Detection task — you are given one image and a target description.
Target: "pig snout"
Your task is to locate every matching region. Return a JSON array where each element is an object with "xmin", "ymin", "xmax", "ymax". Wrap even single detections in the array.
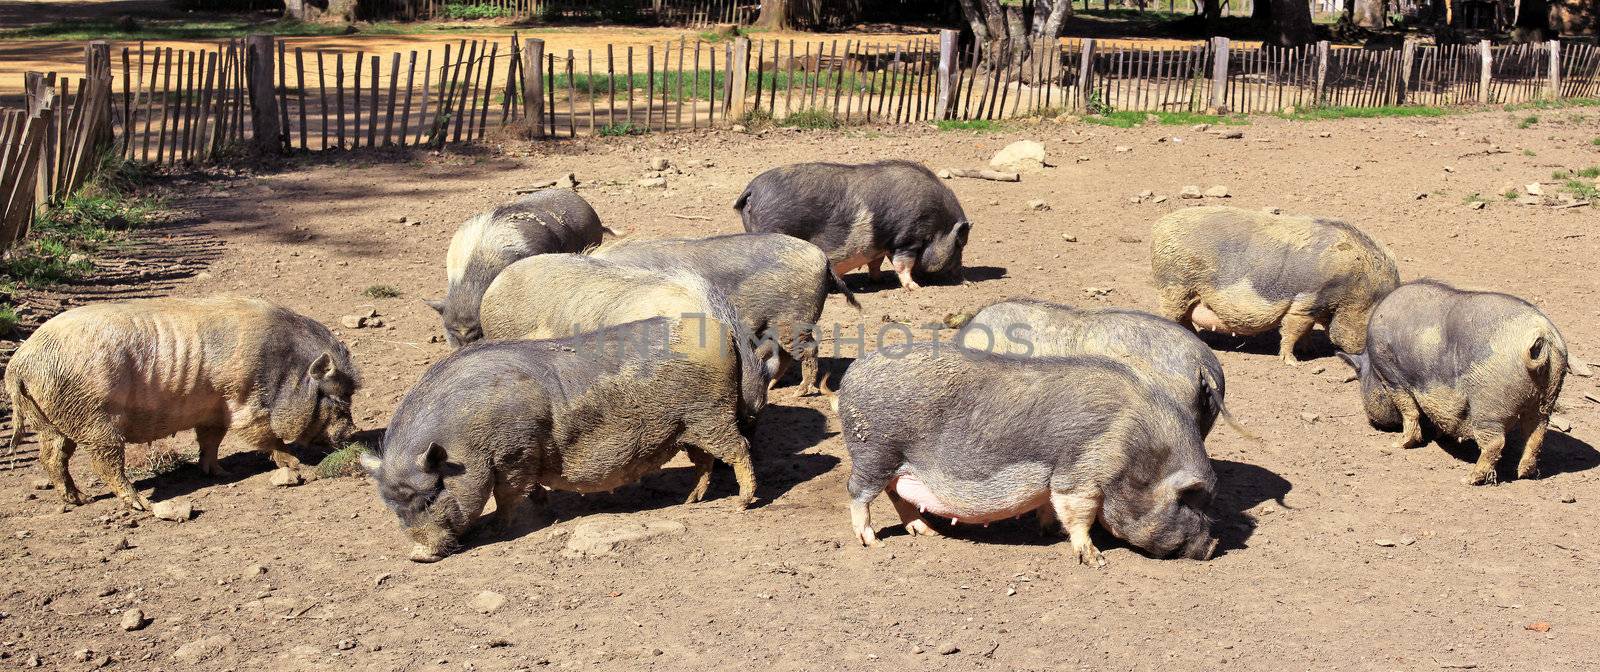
[{"xmin": 1180, "ymin": 533, "xmax": 1220, "ymax": 561}]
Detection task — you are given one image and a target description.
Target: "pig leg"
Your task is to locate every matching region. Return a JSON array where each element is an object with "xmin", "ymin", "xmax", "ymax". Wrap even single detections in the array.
[
  {"xmin": 39, "ymin": 431, "xmax": 88, "ymax": 506},
  {"xmin": 1156, "ymin": 285, "xmax": 1196, "ymax": 328},
  {"xmin": 794, "ymin": 336, "xmax": 821, "ymax": 397},
  {"xmin": 849, "ymin": 499, "xmax": 882, "ymax": 547},
  {"xmin": 845, "ymin": 444, "xmax": 901, "ymax": 547},
  {"xmin": 484, "ymin": 472, "xmax": 540, "ymax": 536},
  {"xmin": 195, "ymin": 426, "xmax": 231, "ymax": 477},
  {"xmin": 1277, "ymin": 311, "xmax": 1316, "ymax": 367},
  {"xmin": 84, "ymin": 443, "xmax": 151, "ymax": 511},
  {"xmin": 1035, "ymin": 505, "xmax": 1064, "ymax": 537},
  {"xmin": 237, "ymin": 425, "xmax": 303, "ymax": 472},
  {"xmin": 1515, "ymin": 413, "xmax": 1550, "ymax": 480},
  {"xmin": 1465, "ymin": 425, "xmax": 1507, "ymax": 486},
  {"xmin": 684, "ymin": 421, "xmax": 756, "ymax": 510},
  {"xmin": 683, "ymin": 446, "xmax": 715, "ymax": 504},
  {"xmin": 1390, "ymin": 393, "xmax": 1425, "ymax": 449},
  {"xmin": 867, "ymin": 254, "xmax": 886, "ymax": 283},
  {"xmin": 1049, "ymin": 489, "xmax": 1107, "ymax": 568},
  {"xmin": 890, "ymin": 252, "xmax": 921, "ymax": 290},
  {"xmin": 885, "ymin": 489, "xmax": 939, "ymax": 537}
]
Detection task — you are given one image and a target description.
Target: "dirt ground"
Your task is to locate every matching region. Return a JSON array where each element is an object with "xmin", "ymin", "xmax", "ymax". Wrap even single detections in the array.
[{"xmin": 2, "ymin": 106, "xmax": 1599, "ymax": 671}]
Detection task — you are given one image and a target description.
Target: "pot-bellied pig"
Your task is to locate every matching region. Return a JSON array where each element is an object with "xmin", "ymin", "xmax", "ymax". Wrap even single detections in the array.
[
  {"xmin": 6, "ymin": 297, "xmax": 361, "ymax": 510},
  {"xmin": 735, "ymin": 160, "xmax": 971, "ymax": 290},
  {"xmin": 835, "ymin": 344, "xmax": 1218, "ymax": 566},
  {"xmin": 1151, "ymin": 206, "xmax": 1400, "ymax": 366},
  {"xmin": 479, "ymin": 254, "xmax": 773, "ymax": 428},
  {"xmin": 592, "ymin": 233, "xmax": 860, "ymax": 395},
  {"xmin": 960, "ymin": 298, "xmax": 1243, "ymax": 439},
  {"xmin": 427, "ymin": 189, "xmax": 611, "ymax": 347},
  {"xmin": 1339, "ymin": 280, "xmax": 1568, "ymax": 485},
  {"xmin": 363, "ymin": 316, "xmax": 759, "ymax": 562}
]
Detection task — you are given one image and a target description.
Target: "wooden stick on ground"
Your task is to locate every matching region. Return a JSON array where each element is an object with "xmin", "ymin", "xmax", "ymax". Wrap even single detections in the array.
[{"xmin": 946, "ymin": 168, "xmax": 1020, "ymax": 182}]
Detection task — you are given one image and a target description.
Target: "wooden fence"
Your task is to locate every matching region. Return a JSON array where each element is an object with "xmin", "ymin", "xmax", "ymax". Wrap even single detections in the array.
[
  {"xmin": 0, "ymin": 43, "xmax": 117, "ymax": 253},
  {"xmin": 6, "ymin": 35, "xmax": 1600, "ymax": 173}
]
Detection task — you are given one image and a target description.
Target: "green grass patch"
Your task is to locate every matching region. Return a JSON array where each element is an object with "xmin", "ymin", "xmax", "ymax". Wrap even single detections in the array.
[
  {"xmin": 781, "ymin": 108, "xmax": 839, "ymax": 130},
  {"xmin": 441, "ymin": 2, "xmax": 511, "ymax": 19},
  {"xmin": 935, "ymin": 119, "xmax": 1002, "ymax": 132},
  {"xmin": 1576, "ymin": 166, "xmax": 1600, "ymax": 178},
  {"xmin": 1, "ymin": 153, "xmax": 159, "ymax": 289},
  {"xmin": 1462, "ymin": 192, "xmax": 1483, "ymax": 204},
  {"xmin": 316, "ymin": 443, "xmax": 372, "ymax": 479},
  {"xmin": 1517, "ymin": 115, "xmax": 1539, "ymax": 129},
  {"xmin": 1084, "ymin": 110, "xmax": 1249, "ymax": 128},
  {"xmin": 1565, "ymin": 179, "xmax": 1600, "ymax": 202},
  {"xmin": 0, "ymin": 18, "xmax": 351, "ymax": 41},
  {"xmin": 1502, "ymin": 187, "xmax": 1520, "ymax": 200},
  {"xmin": 1522, "ymin": 149, "xmax": 1537, "ymax": 157},
  {"xmin": 1502, "ymin": 97, "xmax": 1600, "ymax": 112},
  {"xmin": 363, "ymin": 284, "xmax": 401, "ymax": 299},
  {"xmin": 1276, "ymin": 105, "xmax": 1450, "ymax": 121},
  {"xmin": 0, "ymin": 304, "xmax": 17, "ymax": 337},
  {"xmin": 596, "ymin": 122, "xmax": 642, "ymax": 137},
  {"xmin": 1592, "ymin": 137, "xmax": 1600, "ymax": 146}
]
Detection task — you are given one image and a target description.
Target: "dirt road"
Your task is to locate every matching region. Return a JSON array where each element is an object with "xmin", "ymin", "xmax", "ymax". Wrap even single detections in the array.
[{"xmin": 2, "ymin": 107, "xmax": 1598, "ymax": 670}]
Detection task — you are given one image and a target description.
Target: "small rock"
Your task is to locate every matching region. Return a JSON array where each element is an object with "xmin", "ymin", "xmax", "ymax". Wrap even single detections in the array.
[
  {"xmin": 637, "ymin": 177, "xmax": 667, "ymax": 189},
  {"xmin": 1060, "ymin": 233, "xmax": 1077, "ymax": 243},
  {"xmin": 912, "ymin": 645, "xmax": 925, "ymax": 654},
  {"xmin": 24, "ymin": 653, "xmax": 40, "ymax": 667},
  {"xmin": 731, "ymin": 124, "xmax": 748, "ymax": 133},
  {"xmin": 1443, "ymin": 165, "xmax": 1456, "ymax": 173},
  {"xmin": 1468, "ymin": 201, "xmax": 1487, "ymax": 210},
  {"xmin": 1203, "ymin": 185, "xmax": 1230, "ymax": 198},
  {"xmin": 1192, "ymin": 123, "xmax": 1210, "ymax": 132},
  {"xmin": 1152, "ymin": 195, "xmax": 1168, "ymax": 203},
  {"xmin": 1114, "ymin": 145, "xmax": 1132, "ymax": 153},
  {"xmin": 269, "ymin": 468, "xmax": 303, "ymax": 488},
  {"xmin": 340, "ymin": 315, "xmax": 367, "ymax": 329},
  {"xmin": 1559, "ymin": 494, "xmax": 1576, "ymax": 504},
  {"xmin": 1525, "ymin": 182, "xmax": 1543, "ymax": 196},
  {"xmin": 367, "ymin": 318, "xmax": 385, "ymax": 328},
  {"xmin": 937, "ymin": 168, "xmax": 952, "ymax": 179},
  {"xmin": 554, "ymin": 173, "xmax": 577, "ymax": 190},
  {"xmin": 1262, "ymin": 206, "xmax": 1283, "ymax": 215},
  {"xmin": 647, "ymin": 157, "xmax": 670, "ymax": 171},
  {"xmin": 174, "ymin": 635, "xmax": 233, "ymax": 664},
  {"xmin": 1399, "ymin": 535, "xmax": 1417, "ymax": 546},
  {"xmin": 30, "ymin": 479, "xmax": 52, "ymax": 491},
  {"xmin": 1517, "ymin": 195, "xmax": 1541, "ymax": 206},
  {"xmin": 937, "ymin": 642, "xmax": 960, "ymax": 655},
  {"xmin": 1548, "ymin": 415, "xmax": 1572, "ymax": 432},
  {"xmin": 1299, "ymin": 412, "xmax": 1320, "ymax": 423},
  {"xmin": 1138, "ymin": 190, "xmax": 1154, "ymax": 199},
  {"xmin": 1375, "ymin": 539, "xmax": 1396, "ymax": 547},
  {"xmin": 1180, "ymin": 185, "xmax": 1204, "ymax": 199},
  {"xmin": 245, "ymin": 564, "xmax": 267, "ymax": 576},
  {"xmin": 120, "ymin": 609, "xmax": 148, "ymax": 631},
  {"xmin": 562, "ymin": 518, "xmax": 687, "ymax": 559},
  {"xmin": 393, "ymin": 216, "xmax": 408, "ymax": 224},
  {"xmin": 374, "ymin": 572, "xmax": 393, "ymax": 587},
  {"xmin": 336, "ymin": 639, "xmax": 357, "ymax": 651},
  {"xmin": 989, "ymin": 140, "xmax": 1048, "ymax": 173},
  {"xmin": 942, "ymin": 311, "xmax": 975, "ymax": 330},
  {"xmin": 1525, "ymin": 622, "xmax": 1551, "ymax": 633},
  {"xmin": 1414, "ymin": 192, "xmax": 1428, "ymax": 199},
  {"xmin": 1026, "ymin": 199, "xmax": 1051, "ymax": 211},
  {"xmin": 1318, "ymin": 131, "xmax": 1332, "ymax": 138},
  {"xmin": 1310, "ymin": 366, "xmax": 1325, "ymax": 375},
  {"xmin": 151, "ymin": 499, "xmax": 193, "ymax": 522},
  {"xmin": 1567, "ymin": 355, "xmax": 1592, "ymax": 377},
  {"xmin": 74, "ymin": 649, "xmax": 93, "ymax": 663},
  {"xmin": 471, "ymin": 590, "xmax": 508, "ymax": 614},
  {"xmin": 1217, "ymin": 130, "xmax": 1244, "ymax": 139}
]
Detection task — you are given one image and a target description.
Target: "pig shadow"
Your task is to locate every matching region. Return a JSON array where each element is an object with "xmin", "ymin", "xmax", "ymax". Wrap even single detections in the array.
[
  {"xmin": 872, "ymin": 458, "xmax": 1290, "ymax": 561},
  {"xmin": 1433, "ymin": 427, "xmax": 1599, "ymax": 482},
  {"xmin": 1196, "ymin": 328, "xmax": 1339, "ymax": 364},
  {"xmin": 140, "ymin": 435, "xmax": 376, "ymax": 502},
  {"xmin": 839, "ymin": 265, "xmax": 1008, "ymax": 294}
]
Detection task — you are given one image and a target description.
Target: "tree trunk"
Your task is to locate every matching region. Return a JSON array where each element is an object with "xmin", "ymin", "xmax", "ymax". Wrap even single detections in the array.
[
  {"xmin": 1351, "ymin": 0, "xmax": 1385, "ymax": 27},
  {"xmin": 957, "ymin": 0, "xmax": 1072, "ymax": 80},
  {"xmin": 754, "ymin": 0, "xmax": 794, "ymax": 30},
  {"xmin": 1203, "ymin": 0, "xmax": 1223, "ymax": 20},
  {"xmin": 1265, "ymin": 0, "xmax": 1316, "ymax": 44}
]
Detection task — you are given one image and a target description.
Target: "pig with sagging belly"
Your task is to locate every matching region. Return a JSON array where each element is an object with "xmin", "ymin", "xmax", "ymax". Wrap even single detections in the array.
[
  {"xmin": 1151, "ymin": 206, "xmax": 1399, "ymax": 366},
  {"xmin": 835, "ymin": 343, "xmax": 1218, "ymax": 566}
]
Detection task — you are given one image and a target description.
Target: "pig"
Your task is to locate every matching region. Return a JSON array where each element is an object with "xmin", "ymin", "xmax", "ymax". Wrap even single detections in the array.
[
  {"xmin": 835, "ymin": 343, "xmax": 1218, "ymax": 566},
  {"xmin": 479, "ymin": 254, "xmax": 774, "ymax": 428},
  {"xmin": 591, "ymin": 233, "xmax": 860, "ymax": 395},
  {"xmin": 1338, "ymin": 279, "xmax": 1568, "ymax": 485},
  {"xmin": 5, "ymin": 297, "xmax": 361, "ymax": 510},
  {"xmin": 363, "ymin": 316, "xmax": 759, "ymax": 562},
  {"xmin": 1151, "ymin": 206, "xmax": 1400, "ymax": 366},
  {"xmin": 735, "ymin": 160, "xmax": 972, "ymax": 290},
  {"xmin": 960, "ymin": 298, "xmax": 1243, "ymax": 439},
  {"xmin": 427, "ymin": 189, "xmax": 611, "ymax": 347}
]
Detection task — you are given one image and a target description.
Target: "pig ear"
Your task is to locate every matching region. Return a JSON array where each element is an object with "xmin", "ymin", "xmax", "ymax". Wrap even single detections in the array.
[
  {"xmin": 308, "ymin": 352, "xmax": 337, "ymax": 380},
  {"xmin": 358, "ymin": 449, "xmax": 383, "ymax": 476},
  {"xmin": 953, "ymin": 220, "xmax": 972, "ymax": 241},
  {"xmin": 424, "ymin": 298, "xmax": 447, "ymax": 315},
  {"xmin": 1335, "ymin": 351, "xmax": 1364, "ymax": 374},
  {"xmin": 1175, "ymin": 478, "xmax": 1213, "ymax": 510},
  {"xmin": 416, "ymin": 443, "xmax": 448, "ymax": 473}
]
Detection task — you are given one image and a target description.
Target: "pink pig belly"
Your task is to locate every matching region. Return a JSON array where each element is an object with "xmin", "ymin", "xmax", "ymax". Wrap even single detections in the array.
[
  {"xmin": 1190, "ymin": 302, "xmax": 1276, "ymax": 336},
  {"xmin": 888, "ymin": 473, "xmax": 1050, "ymax": 524}
]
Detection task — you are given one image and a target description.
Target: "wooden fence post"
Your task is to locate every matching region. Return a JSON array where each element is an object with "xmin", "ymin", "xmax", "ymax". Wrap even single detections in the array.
[
  {"xmin": 1478, "ymin": 40, "xmax": 1492, "ymax": 104},
  {"xmin": 1314, "ymin": 40, "xmax": 1329, "ymax": 105},
  {"xmin": 523, "ymin": 39, "xmax": 545, "ymax": 137},
  {"xmin": 1397, "ymin": 39, "xmax": 1416, "ymax": 105},
  {"xmin": 1208, "ymin": 36, "xmax": 1229, "ymax": 113},
  {"xmin": 1077, "ymin": 39, "xmax": 1095, "ymax": 110},
  {"xmin": 729, "ymin": 37, "xmax": 750, "ymax": 122},
  {"xmin": 246, "ymin": 35, "xmax": 282, "ymax": 153},
  {"xmin": 936, "ymin": 29, "xmax": 958, "ymax": 120},
  {"xmin": 1548, "ymin": 40, "xmax": 1561, "ymax": 98}
]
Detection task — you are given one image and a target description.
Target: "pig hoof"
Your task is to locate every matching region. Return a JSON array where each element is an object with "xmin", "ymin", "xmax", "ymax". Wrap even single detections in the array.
[
  {"xmin": 1463, "ymin": 469, "xmax": 1497, "ymax": 486},
  {"xmin": 905, "ymin": 519, "xmax": 940, "ymax": 537},
  {"xmin": 123, "ymin": 494, "xmax": 153, "ymax": 512},
  {"xmin": 797, "ymin": 385, "xmax": 819, "ymax": 397},
  {"xmin": 408, "ymin": 545, "xmax": 446, "ymax": 563},
  {"xmin": 901, "ymin": 281, "xmax": 921, "ymax": 291},
  {"xmin": 1281, "ymin": 356, "xmax": 1302, "ymax": 368},
  {"xmin": 1515, "ymin": 465, "xmax": 1540, "ymax": 480},
  {"xmin": 62, "ymin": 489, "xmax": 88, "ymax": 506},
  {"xmin": 730, "ymin": 496, "xmax": 755, "ymax": 511},
  {"xmin": 1075, "ymin": 544, "xmax": 1107, "ymax": 568},
  {"xmin": 199, "ymin": 462, "xmax": 232, "ymax": 477}
]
